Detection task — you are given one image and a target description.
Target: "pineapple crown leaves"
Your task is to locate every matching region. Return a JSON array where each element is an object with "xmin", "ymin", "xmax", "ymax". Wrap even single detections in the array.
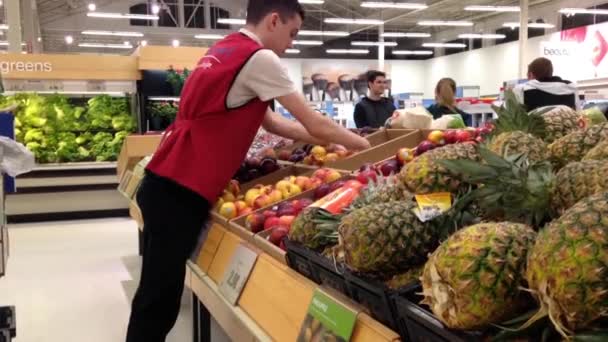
[
  {"xmin": 438, "ymin": 146, "xmax": 555, "ymax": 229},
  {"xmin": 491, "ymin": 90, "xmax": 547, "ymax": 140}
]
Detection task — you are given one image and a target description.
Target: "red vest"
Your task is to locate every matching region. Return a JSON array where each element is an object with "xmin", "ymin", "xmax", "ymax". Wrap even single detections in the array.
[{"xmin": 147, "ymin": 33, "xmax": 269, "ymax": 202}]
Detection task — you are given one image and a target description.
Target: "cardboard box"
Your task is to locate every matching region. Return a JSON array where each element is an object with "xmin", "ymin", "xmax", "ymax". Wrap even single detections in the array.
[
  {"xmin": 364, "ymin": 129, "xmax": 416, "ymax": 147},
  {"xmin": 325, "ymin": 130, "xmax": 423, "ymax": 171},
  {"xmin": 116, "ymin": 134, "xmax": 162, "ymax": 178}
]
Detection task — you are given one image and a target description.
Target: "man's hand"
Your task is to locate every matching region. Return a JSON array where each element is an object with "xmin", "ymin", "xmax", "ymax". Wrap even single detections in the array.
[{"xmin": 262, "ymin": 109, "xmax": 328, "ymax": 145}]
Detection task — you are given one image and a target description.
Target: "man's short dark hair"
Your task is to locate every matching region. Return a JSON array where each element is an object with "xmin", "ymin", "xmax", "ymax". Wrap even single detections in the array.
[
  {"xmin": 367, "ymin": 70, "xmax": 386, "ymax": 87},
  {"xmin": 246, "ymin": 0, "xmax": 305, "ymax": 25},
  {"xmin": 528, "ymin": 57, "xmax": 553, "ymax": 80}
]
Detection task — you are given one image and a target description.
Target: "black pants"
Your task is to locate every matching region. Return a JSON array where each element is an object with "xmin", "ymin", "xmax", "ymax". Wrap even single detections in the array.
[{"xmin": 126, "ymin": 172, "xmax": 210, "ymax": 342}]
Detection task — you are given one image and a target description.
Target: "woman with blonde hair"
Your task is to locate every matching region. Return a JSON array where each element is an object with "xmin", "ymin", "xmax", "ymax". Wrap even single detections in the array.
[{"xmin": 427, "ymin": 78, "xmax": 468, "ymax": 122}]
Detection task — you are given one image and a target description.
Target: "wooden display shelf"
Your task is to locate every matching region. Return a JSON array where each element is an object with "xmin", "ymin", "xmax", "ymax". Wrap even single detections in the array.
[{"xmin": 190, "ymin": 223, "xmax": 401, "ymax": 342}]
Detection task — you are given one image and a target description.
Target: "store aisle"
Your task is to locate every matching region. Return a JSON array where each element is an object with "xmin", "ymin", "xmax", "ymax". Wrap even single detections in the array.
[{"xmin": 0, "ymin": 218, "xmax": 191, "ymax": 342}]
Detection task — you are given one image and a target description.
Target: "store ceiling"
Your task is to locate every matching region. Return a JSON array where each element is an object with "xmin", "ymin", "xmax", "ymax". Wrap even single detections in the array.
[{"xmin": 11, "ymin": 0, "xmax": 592, "ymax": 57}]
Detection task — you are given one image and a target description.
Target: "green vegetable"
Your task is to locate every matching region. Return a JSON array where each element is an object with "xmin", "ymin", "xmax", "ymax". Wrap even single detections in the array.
[
  {"xmin": 446, "ymin": 114, "xmax": 466, "ymax": 129},
  {"xmin": 582, "ymin": 107, "xmax": 607, "ymax": 125}
]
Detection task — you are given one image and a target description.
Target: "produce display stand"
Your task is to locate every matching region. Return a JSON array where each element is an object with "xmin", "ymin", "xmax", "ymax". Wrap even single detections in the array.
[{"xmin": 187, "ymin": 222, "xmax": 401, "ymax": 342}]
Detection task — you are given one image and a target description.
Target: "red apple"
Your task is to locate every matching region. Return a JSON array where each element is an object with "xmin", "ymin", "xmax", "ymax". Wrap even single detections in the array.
[
  {"xmin": 278, "ymin": 149, "xmax": 292, "ymax": 161},
  {"xmin": 279, "ymin": 215, "xmax": 296, "ymax": 229},
  {"xmin": 263, "ymin": 209, "xmax": 278, "ymax": 219},
  {"xmin": 238, "ymin": 207, "xmax": 253, "ymax": 217},
  {"xmin": 455, "ymin": 130, "xmax": 472, "ymax": 143},
  {"xmin": 253, "ymin": 194, "xmax": 272, "ymax": 209},
  {"xmin": 312, "ymin": 168, "xmax": 329, "ymax": 180},
  {"xmin": 246, "ymin": 213, "xmax": 266, "ymax": 233},
  {"xmin": 314, "ymin": 183, "xmax": 332, "ymax": 200},
  {"xmin": 444, "ymin": 130, "xmax": 458, "ymax": 144},
  {"xmin": 308, "ymin": 178, "xmax": 323, "ymax": 190},
  {"xmin": 264, "ymin": 217, "xmax": 282, "ymax": 230},
  {"xmin": 330, "ymin": 180, "xmax": 347, "ymax": 192},
  {"xmin": 294, "ymin": 176, "xmax": 312, "ymax": 191},
  {"xmin": 269, "ymin": 227, "xmax": 289, "ymax": 246},
  {"xmin": 357, "ymin": 170, "xmax": 378, "ymax": 185},
  {"xmin": 277, "ymin": 205, "xmax": 297, "ymax": 217},
  {"xmin": 415, "ymin": 141, "xmax": 436, "ymax": 156},
  {"xmin": 380, "ymin": 159, "xmax": 400, "ymax": 176}
]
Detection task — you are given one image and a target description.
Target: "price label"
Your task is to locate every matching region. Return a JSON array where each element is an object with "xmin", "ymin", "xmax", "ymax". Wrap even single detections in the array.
[
  {"xmin": 218, "ymin": 243, "xmax": 258, "ymax": 305},
  {"xmin": 414, "ymin": 192, "xmax": 452, "ymax": 222},
  {"xmin": 86, "ymin": 80, "xmax": 106, "ymax": 92},
  {"xmin": 297, "ymin": 288, "xmax": 358, "ymax": 342}
]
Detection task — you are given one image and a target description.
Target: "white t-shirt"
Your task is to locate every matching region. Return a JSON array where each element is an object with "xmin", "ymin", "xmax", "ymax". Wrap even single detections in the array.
[{"xmin": 226, "ymin": 29, "xmax": 298, "ymax": 109}]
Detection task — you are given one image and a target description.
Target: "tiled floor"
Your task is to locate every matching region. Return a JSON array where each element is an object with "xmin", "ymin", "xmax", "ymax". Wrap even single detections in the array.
[{"xmin": 0, "ymin": 218, "xmax": 196, "ymax": 342}]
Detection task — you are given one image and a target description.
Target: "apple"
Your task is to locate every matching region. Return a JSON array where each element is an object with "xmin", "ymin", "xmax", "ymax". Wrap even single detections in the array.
[
  {"xmin": 324, "ymin": 170, "xmax": 342, "ymax": 183},
  {"xmin": 269, "ymin": 227, "xmax": 289, "ymax": 245},
  {"xmin": 357, "ymin": 170, "xmax": 378, "ymax": 185},
  {"xmin": 277, "ymin": 204, "xmax": 297, "ymax": 217},
  {"xmin": 221, "ymin": 190, "xmax": 236, "ymax": 203},
  {"xmin": 254, "ymin": 194, "xmax": 272, "ymax": 209},
  {"xmin": 238, "ymin": 207, "xmax": 253, "ymax": 217},
  {"xmin": 344, "ymin": 180, "xmax": 364, "ymax": 192},
  {"xmin": 268, "ymin": 189, "xmax": 283, "ymax": 203},
  {"xmin": 359, "ymin": 163, "xmax": 375, "ymax": 172},
  {"xmin": 415, "ymin": 141, "xmax": 436, "ymax": 156},
  {"xmin": 444, "ymin": 130, "xmax": 458, "ymax": 144},
  {"xmin": 308, "ymin": 178, "xmax": 323, "ymax": 190},
  {"xmin": 234, "ymin": 200, "xmax": 248, "ymax": 213},
  {"xmin": 312, "ymin": 168, "xmax": 329, "ymax": 181},
  {"xmin": 294, "ymin": 176, "xmax": 312, "ymax": 191},
  {"xmin": 214, "ymin": 198, "xmax": 225, "ymax": 211},
  {"xmin": 427, "ymin": 130, "xmax": 445, "ymax": 145},
  {"xmin": 314, "ymin": 183, "xmax": 332, "ymax": 200},
  {"xmin": 245, "ymin": 157, "xmax": 261, "ymax": 169},
  {"xmin": 263, "ymin": 210, "xmax": 278, "ymax": 219},
  {"xmin": 278, "ymin": 149, "xmax": 292, "ymax": 161},
  {"xmin": 325, "ymin": 153, "xmax": 339, "ymax": 163},
  {"xmin": 219, "ymin": 202, "xmax": 238, "ymax": 220},
  {"xmin": 280, "ymin": 183, "xmax": 302, "ymax": 199},
  {"xmin": 244, "ymin": 189, "xmax": 261, "ymax": 207},
  {"xmin": 264, "ymin": 217, "xmax": 282, "ymax": 230},
  {"xmin": 226, "ymin": 179, "xmax": 241, "ymax": 197},
  {"xmin": 396, "ymin": 148, "xmax": 414, "ymax": 166},
  {"xmin": 455, "ymin": 130, "xmax": 472, "ymax": 143},
  {"xmin": 380, "ymin": 159, "xmax": 400, "ymax": 176},
  {"xmin": 279, "ymin": 215, "xmax": 296, "ymax": 228},
  {"xmin": 330, "ymin": 180, "xmax": 346, "ymax": 192},
  {"xmin": 259, "ymin": 147, "xmax": 277, "ymax": 159},
  {"xmin": 303, "ymin": 156, "xmax": 314, "ymax": 165},
  {"xmin": 246, "ymin": 212, "xmax": 266, "ymax": 233},
  {"xmin": 275, "ymin": 180, "xmax": 292, "ymax": 193},
  {"xmin": 311, "ymin": 145, "xmax": 327, "ymax": 158}
]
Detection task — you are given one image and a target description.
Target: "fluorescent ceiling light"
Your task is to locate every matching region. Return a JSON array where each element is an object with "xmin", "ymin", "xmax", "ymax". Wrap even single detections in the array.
[
  {"xmin": 286, "ymin": 49, "xmax": 301, "ymax": 54},
  {"xmin": 326, "ymin": 49, "xmax": 369, "ymax": 54},
  {"xmin": 82, "ymin": 30, "xmax": 144, "ymax": 37},
  {"xmin": 559, "ymin": 8, "xmax": 608, "ymax": 15},
  {"xmin": 351, "ymin": 41, "xmax": 398, "ymax": 47},
  {"xmin": 87, "ymin": 12, "xmax": 159, "ymax": 20},
  {"xmin": 419, "ymin": 20, "xmax": 473, "ymax": 26},
  {"xmin": 458, "ymin": 33, "xmax": 506, "ymax": 39},
  {"xmin": 151, "ymin": 4, "xmax": 160, "ymax": 14},
  {"xmin": 382, "ymin": 32, "xmax": 431, "ymax": 38},
  {"xmin": 299, "ymin": 0, "xmax": 324, "ymax": 3},
  {"xmin": 88, "ymin": 3, "xmax": 96, "ymax": 11},
  {"xmin": 292, "ymin": 40, "xmax": 323, "ymax": 45},
  {"xmin": 65, "ymin": 35, "xmax": 74, "ymax": 44},
  {"xmin": 324, "ymin": 18, "xmax": 384, "ymax": 25},
  {"xmin": 464, "ymin": 5, "xmax": 520, "ymax": 12},
  {"xmin": 194, "ymin": 34, "xmax": 225, "ymax": 40},
  {"xmin": 172, "ymin": 39, "xmax": 180, "ymax": 47},
  {"xmin": 298, "ymin": 30, "xmax": 350, "ymax": 37},
  {"xmin": 217, "ymin": 18, "xmax": 246, "ymax": 25},
  {"xmin": 423, "ymin": 42, "xmax": 466, "ymax": 48},
  {"xmin": 0, "ymin": 24, "xmax": 8, "ymax": 30},
  {"xmin": 503, "ymin": 22, "xmax": 555, "ymax": 28},
  {"xmin": 392, "ymin": 50, "xmax": 433, "ymax": 55},
  {"xmin": 140, "ymin": 40, "xmax": 148, "ymax": 46},
  {"xmin": 360, "ymin": 2, "xmax": 428, "ymax": 10},
  {"xmin": 78, "ymin": 42, "xmax": 134, "ymax": 49},
  {"xmin": 0, "ymin": 42, "xmax": 26, "ymax": 46}
]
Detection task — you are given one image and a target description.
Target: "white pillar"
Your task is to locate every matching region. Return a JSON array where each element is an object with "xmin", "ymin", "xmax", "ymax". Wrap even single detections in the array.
[
  {"xmin": 178, "ymin": 0, "xmax": 185, "ymax": 28},
  {"xmin": 378, "ymin": 25, "xmax": 385, "ymax": 71},
  {"xmin": 6, "ymin": 0, "xmax": 22, "ymax": 53},
  {"xmin": 22, "ymin": 0, "xmax": 42, "ymax": 53},
  {"xmin": 519, "ymin": 0, "xmax": 529, "ymax": 78},
  {"xmin": 204, "ymin": 0, "xmax": 211, "ymax": 29}
]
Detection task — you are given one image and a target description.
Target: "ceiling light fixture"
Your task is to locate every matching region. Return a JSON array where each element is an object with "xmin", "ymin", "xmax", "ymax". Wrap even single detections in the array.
[
  {"xmin": 392, "ymin": 50, "xmax": 433, "ymax": 55},
  {"xmin": 87, "ymin": 3, "xmax": 96, "ymax": 11},
  {"xmin": 286, "ymin": 49, "xmax": 301, "ymax": 54},
  {"xmin": 151, "ymin": 4, "xmax": 161, "ymax": 14},
  {"xmin": 0, "ymin": 42, "xmax": 26, "ymax": 46},
  {"xmin": 78, "ymin": 42, "xmax": 134, "ymax": 49},
  {"xmin": 0, "ymin": 24, "xmax": 8, "ymax": 30},
  {"xmin": 298, "ymin": 30, "xmax": 350, "ymax": 37},
  {"xmin": 326, "ymin": 49, "xmax": 369, "ymax": 54},
  {"xmin": 422, "ymin": 42, "xmax": 466, "ymax": 48},
  {"xmin": 324, "ymin": 18, "xmax": 384, "ymax": 25},
  {"xmin": 82, "ymin": 30, "xmax": 144, "ymax": 37},
  {"xmin": 299, "ymin": 0, "xmax": 324, "ymax": 4},
  {"xmin": 87, "ymin": 12, "xmax": 159, "ymax": 20},
  {"xmin": 418, "ymin": 20, "xmax": 473, "ymax": 26},
  {"xmin": 559, "ymin": 8, "xmax": 608, "ymax": 15},
  {"xmin": 292, "ymin": 40, "xmax": 323, "ymax": 45},
  {"xmin": 458, "ymin": 33, "xmax": 506, "ymax": 39},
  {"xmin": 464, "ymin": 5, "xmax": 520, "ymax": 12},
  {"xmin": 382, "ymin": 32, "xmax": 431, "ymax": 38},
  {"xmin": 194, "ymin": 34, "xmax": 225, "ymax": 40},
  {"xmin": 65, "ymin": 35, "xmax": 74, "ymax": 44},
  {"xmin": 172, "ymin": 39, "xmax": 180, "ymax": 47},
  {"xmin": 503, "ymin": 22, "xmax": 555, "ymax": 29},
  {"xmin": 360, "ymin": 2, "xmax": 428, "ymax": 10},
  {"xmin": 140, "ymin": 40, "xmax": 148, "ymax": 46},
  {"xmin": 217, "ymin": 18, "xmax": 246, "ymax": 25},
  {"xmin": 351, "ymin": 41, "xmax": 398, "ymax": 47}
]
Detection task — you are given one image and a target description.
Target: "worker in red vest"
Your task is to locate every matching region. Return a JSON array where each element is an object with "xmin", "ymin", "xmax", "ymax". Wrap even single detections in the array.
[{"xmin": 126, "ymin": 0, "xmax": 370, "ymax": 340}]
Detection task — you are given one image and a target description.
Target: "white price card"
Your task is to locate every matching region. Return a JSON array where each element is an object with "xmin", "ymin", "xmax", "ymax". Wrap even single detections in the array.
[{"xmin": 218, "ymin": 243, "xmax": 259, "ymax": 305}]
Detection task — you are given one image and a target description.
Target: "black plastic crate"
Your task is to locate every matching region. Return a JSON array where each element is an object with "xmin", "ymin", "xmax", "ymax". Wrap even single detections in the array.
[
  {"xmin": 0, "ymin": 307, "xmax": 14, "ymax": 337},
  {"xmin": 0, "ymin": 329, "xmax": 10, "ymax": 342},
  {"xmin": 308, "ymin": 252, "xmax": 350, "ymax": 297},
  {"xmin": 284, "ymin": 239, "xmax": 318, "ymax": 283}
]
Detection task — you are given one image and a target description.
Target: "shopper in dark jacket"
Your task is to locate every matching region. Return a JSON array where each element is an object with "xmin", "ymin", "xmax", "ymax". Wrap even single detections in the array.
[
  {"xmin": 514, "ymin": 57, "xmax": 578, "ymax": 111},
  {"xmin": 354, "ymin": 70, "xmax": 396, "ymax": 128},
  {"xmin": 426, "ymin": 78, "xmax": 470, "ymax": 125}
]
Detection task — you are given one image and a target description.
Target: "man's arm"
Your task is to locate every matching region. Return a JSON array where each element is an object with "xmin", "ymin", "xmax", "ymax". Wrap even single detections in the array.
[
  {"xmin": 277, "ymin": 92, "xmax": 371, "ymax": 151},
  {"xmin": 262, "ymin": 109, "xmax": 327, "ymax": 145},
  {"xmin": 353, "ymin": 104, "xmax": 368, "ymax": 128}
]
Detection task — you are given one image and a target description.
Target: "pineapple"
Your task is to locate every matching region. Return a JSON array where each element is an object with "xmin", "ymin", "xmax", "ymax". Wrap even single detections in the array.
[
  {"xmin": 400, "ymin": 143, "xmax": 479, "ymax": 194},
  {"xmin": 548, "ymin": 122, "xmax": 608, "ymax": 168},
  {"xmin": 489, "ymin": 91, "xmax": 548, "ymax": 162},
  {"xmin": 530, "ymin": 105, "xmax": 583, "ymax": 143},
  {"xmin": 551, "ymin": 160, "xmax": 608, "ymax": 215},
  {"xmin": 289, "ymin": 207, "xmax": 337, "ymax": 251},
  {"xmin": 525, "ymin": 191, "xmax": 608, "ymax": 337},
  {"xmin": 385, "ymin": 266, "xmax": 423, "ymax": 290},
  {"xmin": 582, "ymin": 139, "xmax": 608, "ymax": 160},
  {"xmin": 421, "ymin": 222, "xmax": 537, "ymax": 330},
  {"xmin": 349, "ymin": 174, "xmax": 413, "ymax": 210}
]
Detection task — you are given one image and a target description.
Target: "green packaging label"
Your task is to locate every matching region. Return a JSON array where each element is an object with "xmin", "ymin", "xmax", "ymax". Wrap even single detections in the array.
[{"xmin": 297, "ymin": 289, "xmax": 357, "ymax": 342}]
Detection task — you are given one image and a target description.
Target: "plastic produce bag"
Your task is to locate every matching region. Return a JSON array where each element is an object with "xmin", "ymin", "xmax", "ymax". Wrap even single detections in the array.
[
  {"xmin": 387, "ymin": 107, "xmax": 433, "ymax": 129},
  {"xmin": 0, "ymin": 136, "xmax": 35, "ymax": 177}
]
